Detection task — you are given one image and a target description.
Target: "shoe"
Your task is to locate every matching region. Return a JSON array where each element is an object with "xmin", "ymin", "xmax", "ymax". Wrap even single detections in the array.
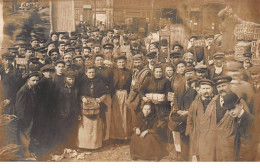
[{"xmin": 24, "ymin": 153, "xmax": 37, "ymax": 161}]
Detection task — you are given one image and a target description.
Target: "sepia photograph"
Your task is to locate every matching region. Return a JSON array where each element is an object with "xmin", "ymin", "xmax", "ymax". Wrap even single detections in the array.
[{"xmin": 0, "ymin": 0, "xmax": 260, "ymax": 165}]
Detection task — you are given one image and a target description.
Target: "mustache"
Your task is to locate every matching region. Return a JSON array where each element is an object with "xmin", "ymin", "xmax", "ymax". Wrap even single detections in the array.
[{"xmin": 219, "ymin": 90, "xmax": 227, "ymax": 94}]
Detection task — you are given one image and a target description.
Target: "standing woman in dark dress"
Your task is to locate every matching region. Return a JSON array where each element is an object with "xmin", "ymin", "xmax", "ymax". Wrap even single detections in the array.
[
  {"xmin": 139, "ymin": 64, "xmax": 172, "ymax": 119},
  {"xmin": 77, "ymin": 66, "xmax": 107, "ymax": 149},
  {"xmin": 110, "ymin": 55, "xmax": 132, "ymax": 140},
  {"xmin": 139, "ymin": 64, "xmax": 172, "ymax": 141},
  {"xmin": 130, "ymin": 102, "xmax": 167, "ymax": 161}
]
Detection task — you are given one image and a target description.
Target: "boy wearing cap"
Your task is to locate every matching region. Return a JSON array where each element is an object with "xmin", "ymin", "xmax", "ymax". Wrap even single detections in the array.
[
  {"xmin": 185, "ymin": 79, "xmax": 214, "ymax": 161},
  {"xmin": 52, "ymin": 71, "xmax": 80, "ymax": 152},
  {"xmin": 15, "ymin": 71, "xmax": 40, "ymax": 159}
]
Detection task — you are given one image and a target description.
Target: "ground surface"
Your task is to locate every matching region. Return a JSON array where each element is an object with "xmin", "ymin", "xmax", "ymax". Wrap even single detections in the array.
[{"xmin": 59, "ymin": 140, "xmax": 176, "ymax": 162}]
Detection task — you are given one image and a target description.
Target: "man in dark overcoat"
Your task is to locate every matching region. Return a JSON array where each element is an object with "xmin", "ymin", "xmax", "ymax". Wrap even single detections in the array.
[{"xmin": 15, "ymin": 71, "xmax": 40, "ymax": 158}]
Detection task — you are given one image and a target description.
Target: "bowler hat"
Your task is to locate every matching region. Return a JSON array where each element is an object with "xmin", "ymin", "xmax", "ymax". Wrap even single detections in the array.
[{"xmin": 222, "ymin": 92, "xmax": 241, "ymax": 110}]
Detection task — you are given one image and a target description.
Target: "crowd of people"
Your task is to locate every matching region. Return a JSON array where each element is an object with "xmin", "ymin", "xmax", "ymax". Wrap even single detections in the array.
[{"xmin": 0, "ymin": 5, "xmax": 260, "ymax": 162}]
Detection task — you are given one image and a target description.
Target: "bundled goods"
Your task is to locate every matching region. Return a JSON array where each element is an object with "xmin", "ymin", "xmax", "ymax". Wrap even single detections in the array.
[
  {"xmin": 234, "ymin": 41, "xmax": 251, "ymax": 61},
  {"xmin": 234, "ymin": 24, "xmax": 256, "ymax": 41},
  {"xmin": 0, "ymin": 144, "xmax": 20, "ymax": 161}
]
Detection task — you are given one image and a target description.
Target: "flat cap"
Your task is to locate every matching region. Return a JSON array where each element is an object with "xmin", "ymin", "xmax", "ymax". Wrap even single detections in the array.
[
  {"xmin": 213, "ymin": 52, "xmax": 225, "ymax": 59},
  {"xmin": 25, "ymin": 71, "xmax": 40, "ymax": 79},
  {"xmin": 2, "ymin": 53, "xmax": 15, "ymax": 60},
  {"xmin": 73, "ymin": 55, "xmax": 83, "ymax": 59},
  {"xmin": 132, "ymin": 54, "xmax": 143, "ymax": 60},
  {"xmin": 64, "ymin": 70, "xmax": 76, "ymax": 78},
  {"xmin": 172, "ymin": 42, "xmax": 183, "ymax": 50},
  {"xmin": 198, "ymin": 79, "xmax": 214, "ymax": 86},
  {"xmin": 170, "ymin": 52, "xmax": 182, "ymax": 58},
  {"xmin": 48, "ymin": 49, "xmax": 59, "ymax": 56},
  {"xmin": 195, "ymin": 64, "xmax": 208, "ymax": 72},
  {"xmin": 55, "ymin": 59, "xmax": 65, "ymax": 66},
  {"xmin": 146, "ymin": 52, "xmax": 157, "ymax": 59},
  {"xmin": 114, "ymin": 53, "xmax": 127, "ymax": 61},
  {"xmin": 176, "ymin": 60, "xmax": 186, "ymax": 66},
  {"xmin": 103, "ymin": 43, "xmax": 114, "ymax": 49},
  {"xmin": 213, "ymin": 75, "xmax": 232, "ymax": 85},
  {"xmin": 40, "ymin": 64, "xmax": 55, "ymax": 72},
  {"xmin": 34, "ymin": 46, "xmax": 47, "ymax": 53},
  {"xmin": 94, "ymin": 54, "xmax": 104, "ymax": 59},
  {"xmin": 184, "ymin": 66, "xmax": 195, "ymax": 73},
  {"xmin": 29, "ymin": 57, "xmax": 39, "ymax": 63},
  {"xmin": 64, "ymin": 48, "xmax": 75, "ymax": 54}
]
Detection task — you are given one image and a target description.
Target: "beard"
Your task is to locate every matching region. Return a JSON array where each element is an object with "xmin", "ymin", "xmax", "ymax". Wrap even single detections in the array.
[{"xmin": 133, "ymin": 65, "xmax": 143, "ymax": 70}]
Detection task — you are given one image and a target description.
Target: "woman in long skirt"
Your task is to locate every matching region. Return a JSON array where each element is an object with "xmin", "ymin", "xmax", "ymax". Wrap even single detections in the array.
[
  {"xmin": 130, "ymin": 102, "xmax": 168, "ymax": 161},
  {"xmin": 110, "ymin": 55, "xmax": 132, "ymax": 140},
  {"xmin": 77, "ymin": 66, "xmax": 107, "ymax": 149}
]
